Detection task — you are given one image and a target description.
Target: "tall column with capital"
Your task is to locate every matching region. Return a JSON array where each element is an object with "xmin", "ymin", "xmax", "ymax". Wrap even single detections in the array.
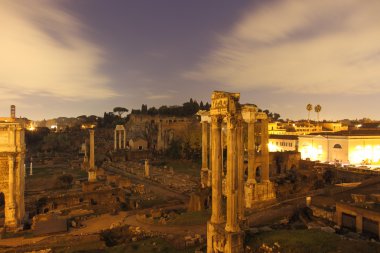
[
  {"xmin": 89, "ymin": 130, "xmax": 95, "ymax": 169},
  {"xmin": 118, "ymin": 130, "xmax": 122, "ymax": 149},
  {"xmin": 225, "ymin": 115, "xmax": 239, "ymax": 232},
  {"xmin": 210, "ymin": 116, "xmax": 223, "ymax": 224},
  {"xmin": 261, "ymin": 119, "xmax": 270, "ymax": 182},
  {"xmin": 237, "ymin": 117, "xmax": 245, "ymax": 220}
]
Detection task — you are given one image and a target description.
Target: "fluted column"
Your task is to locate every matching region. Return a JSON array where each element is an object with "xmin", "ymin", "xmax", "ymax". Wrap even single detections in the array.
[
  {"xmin": 261, "ymin": 119, "xmax": 269, "ymax": 182},
  {"xmin": 225, "ymin": 115, "xmax": 239, "ymax": 232},
  {"xmin": 247, "ymin": 121, "xmax": 255, "ymax": 183},
  {"xmin": 89, "ymin": 130, "xmax": 95, "ymax": 169},
  {"xmin": 114, "ymin": 130, "xmax": 117, "ymax": 150},
  {"xmin": 210, "ymin": 116, "xmax": 223, "ymax": 224},
  {"xmin": 237, "ymin": 117, "xmax": 245, "ymax": 220}
]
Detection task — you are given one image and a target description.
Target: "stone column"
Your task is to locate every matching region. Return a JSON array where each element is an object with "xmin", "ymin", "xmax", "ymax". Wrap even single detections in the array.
[
  {"xmin": 118, "ymin": 130, "xmax": 122, "ymax": 149},
  {"xmin": 89, "ymin": 130, "xmax": 95, "ymax": 169},
  {"xmin": 210, "ymin": 116, "xmax": 223, "ymax": 224},
  {"xmin": 30, "ymin": 162, "xmax": 33, "ymax": 176},
  {"xmin": 261, "ymin": 119, "xmax": 270, "ymax": 182},
  {"xmin": 7, "ymin": 154, "xmax": 17, "ymax": 227},
  {"xmin": 247, "ymin": 121, "xmax": 256, "ymax": 183},
  {"xmin": 237, "ymin": 117, "xmax": 245, "ymax": 220},
  {"xmin": 202, "ymin": 122, "xmax": 209, "ymax": 170},
  {"xmin": 208, "ymin": 123, "xmax": 212, "ymax": 187},
  {"xmin": 201, "ymin": 121, "xmax": 209, "ymax": 188},
  {"xmin": 225, "ymin": 116, "xmax": 239, "ymax": 232},
  {"xmin": 17, "ymin": 153, "xmax": 25, "ymax": 223},
  {"xmin": 123, "ymin": 130, "xmax": 126, "ymax": 149},
  {"xmin": 114, "ymin": 130, "xmax": 117, "ymax": 150},
  {"xmin": 145, "ymin": 159, "xmax": 150, "ymax": 178}
]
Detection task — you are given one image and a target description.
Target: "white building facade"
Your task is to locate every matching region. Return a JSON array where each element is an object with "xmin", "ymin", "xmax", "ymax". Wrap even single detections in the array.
[{"xmin": 298, "ymin": 131, "xmax": 380, "ymax": 165}]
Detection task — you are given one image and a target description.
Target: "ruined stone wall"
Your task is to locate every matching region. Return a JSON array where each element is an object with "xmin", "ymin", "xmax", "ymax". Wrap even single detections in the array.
[
  {"xmin": 126, "ymin": 114, "xmax": 199, "ymax": 152},
  {"xmin": 269, "ymin": 152, "xmax": 301, "ymax": 176}
]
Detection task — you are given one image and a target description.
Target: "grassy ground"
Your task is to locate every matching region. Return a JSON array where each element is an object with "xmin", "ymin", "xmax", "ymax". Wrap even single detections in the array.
[
  {"xmin": 165, "ymin": 160, "xmax": 200, "ymax": 178},
  {"xmin": 168, "ymin": 210, "xmax": 210, "ymax": 226},
  {"xmin": 247, "ymin": 229, "xmax": 380, "ymax": 253}
]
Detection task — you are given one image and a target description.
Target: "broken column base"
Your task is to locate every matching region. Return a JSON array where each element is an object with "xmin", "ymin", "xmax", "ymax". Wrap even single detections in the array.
[
  {"xmin": 207, "ymin": 221, "xmax": 244, "ymax": 253},
  {"xmin": 4, "ymin": 207, "xmax": 21, "ymax": 232},
  {"xmin": 245, "ymin": 181, "xmax": 276, "ymax": 209}
]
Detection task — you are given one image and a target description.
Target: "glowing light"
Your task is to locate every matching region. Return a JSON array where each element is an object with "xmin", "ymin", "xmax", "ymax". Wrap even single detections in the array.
[
  {"xmin": 349, "ymin": 145, "xmax": 380, "ymax": 165},
  {"xmin": 300, "ymin": 144, "xmax": 323, "ymax": 161}
]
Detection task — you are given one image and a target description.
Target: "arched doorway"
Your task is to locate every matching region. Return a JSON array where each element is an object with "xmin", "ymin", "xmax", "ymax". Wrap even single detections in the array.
[
  {"xmin": 255, "ymin": 166, "xmax": 262, "ymax": 183},
  {"xmin": 0, "ymin": 193, "xmax": 4, "ymax": 227},
  {"xmin": 333, "ymin": 143, "xmax": 343, "ymax": 163}
]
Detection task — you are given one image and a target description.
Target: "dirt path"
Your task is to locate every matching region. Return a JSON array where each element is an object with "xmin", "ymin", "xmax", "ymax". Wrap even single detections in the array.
[
  {"xmin": 124, "ymin": 214, "xmax": 206, "ymax": 235},
  {"xmin": 0, "ymin": 235, "xmax": 47, "ymax": 248},
  {"xmin": 69, "ymin": 212, "xmax": 129, "ymax": 235}
]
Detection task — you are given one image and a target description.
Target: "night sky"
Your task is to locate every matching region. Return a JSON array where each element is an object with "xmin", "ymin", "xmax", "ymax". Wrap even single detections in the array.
[{"xmin": 1, "ymin": 0, "xmax": 379, "ymax": 120}]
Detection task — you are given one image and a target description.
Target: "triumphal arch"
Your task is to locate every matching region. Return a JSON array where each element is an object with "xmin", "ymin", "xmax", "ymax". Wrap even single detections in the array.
[
  {"xmin": 199, "ymin": 91, "xmax": 276, "ymax": 253},
  {"xmin": 0, "ymin": 106, "xmax": 25, "ymax": 229}
]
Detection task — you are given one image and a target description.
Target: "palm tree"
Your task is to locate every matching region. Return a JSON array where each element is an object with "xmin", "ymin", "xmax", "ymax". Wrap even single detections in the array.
[
  {"xmin": 315, "ymin": 105, "xmax": 322, "ymax": 122},
  {"xmin": 306, "ymin": 104, "xmax": 313, "ymax": 122}
]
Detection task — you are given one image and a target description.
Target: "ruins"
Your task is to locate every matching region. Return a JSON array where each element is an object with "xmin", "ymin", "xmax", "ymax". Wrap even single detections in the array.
[
  {"xmin": 114, "ymin": 125, "xmax": 127, "ymax": 150},
  {"xmin": 201, "ymin": 91, "xmax": 276, "ymax": 253},
  {"xmin": 0, "ymin": 106, "xmax": 25, "ymax": 230}
]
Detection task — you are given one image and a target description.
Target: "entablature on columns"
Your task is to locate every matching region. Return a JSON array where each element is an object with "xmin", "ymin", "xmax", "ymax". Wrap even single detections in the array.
[
  {"xmin": 196, "ymin": 110, "xmax": 211, "ymax": 123},
  {"xmin": 114, "ymin": 125, "xmax": 126, "ymax": 131}
]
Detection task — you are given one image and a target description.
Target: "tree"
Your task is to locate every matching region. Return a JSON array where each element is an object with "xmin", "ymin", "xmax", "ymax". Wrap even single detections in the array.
[
  {"xmin": 113, "ymin": 107, "xmax": 129, "ymax": 117},
  {"xmin": 306, "ymin": 104, "xmax": 313, "ymax": 122}
]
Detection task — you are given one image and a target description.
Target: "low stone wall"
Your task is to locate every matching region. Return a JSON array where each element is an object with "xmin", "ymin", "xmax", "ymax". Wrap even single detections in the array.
[{"xmin": 310, "ymin": 205, "xmax": 336, "ymax": 222}]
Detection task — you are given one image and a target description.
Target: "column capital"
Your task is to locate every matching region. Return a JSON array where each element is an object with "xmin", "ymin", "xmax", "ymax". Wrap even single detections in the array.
[
  {"xmin": 8, "ymin": 154, "xmax": 15, "ymax": 163},
  {"xmin": 226, "ymin": 115, "xmax": 237, "ymax": 129},
  {"xmin": 210, "ymin": 115, "xmax": 223, "ymax": 126}
]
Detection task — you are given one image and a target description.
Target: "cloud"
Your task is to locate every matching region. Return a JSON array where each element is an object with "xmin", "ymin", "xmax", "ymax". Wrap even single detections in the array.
[
  {"xmin": 146, "ymin": 94, "xmax": 172, "ymax": 100},
  {"xmin": 185, "ymin": 0, "xmax": 380, "ymax": 94},
  {"xmin": 0, "ymin": 1, "xmax": 116, "ymax": 100}
]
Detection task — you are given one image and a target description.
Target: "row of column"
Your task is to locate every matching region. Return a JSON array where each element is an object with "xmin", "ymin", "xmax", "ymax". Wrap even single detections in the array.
[
  {"xmin": 201, "ymin": 118, "xmax": 270, "ymax": 186},
  {"xmin": 210, "ymin": 114, "xmax": 244, "ymax": 232},
  {"xmin": 114, "ymin": 129, "xmax": 126, "ymax": 150}
]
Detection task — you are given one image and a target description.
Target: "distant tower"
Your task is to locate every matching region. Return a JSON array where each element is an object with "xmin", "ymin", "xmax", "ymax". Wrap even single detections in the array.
[
  {"xmin": 141, "ymin": 104, "xmax": 148, "ymax": 113},
  {"xmin": 314, "ymin": 105, "xmax": 322, "ymax": 122},
  {"xmin": 10, "ymin": 105, "xmax": 16, "ymax": 119},
  {"xmin": 306, "ymin": 104, "xmax": 313, "ymax": 122}
]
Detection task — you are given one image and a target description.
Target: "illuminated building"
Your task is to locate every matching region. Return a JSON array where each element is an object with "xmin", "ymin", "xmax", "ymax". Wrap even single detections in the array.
[
  {"xmin": 268, "ymin": 121, "xmax": 347, "ymax": 135},
  {"xmin": 298, "ymin": 130, "xmax": 380, "ymax": 165},
  {"xmin": 268, "ymin": 135, "xmax": 298, "ymax": 152}
]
